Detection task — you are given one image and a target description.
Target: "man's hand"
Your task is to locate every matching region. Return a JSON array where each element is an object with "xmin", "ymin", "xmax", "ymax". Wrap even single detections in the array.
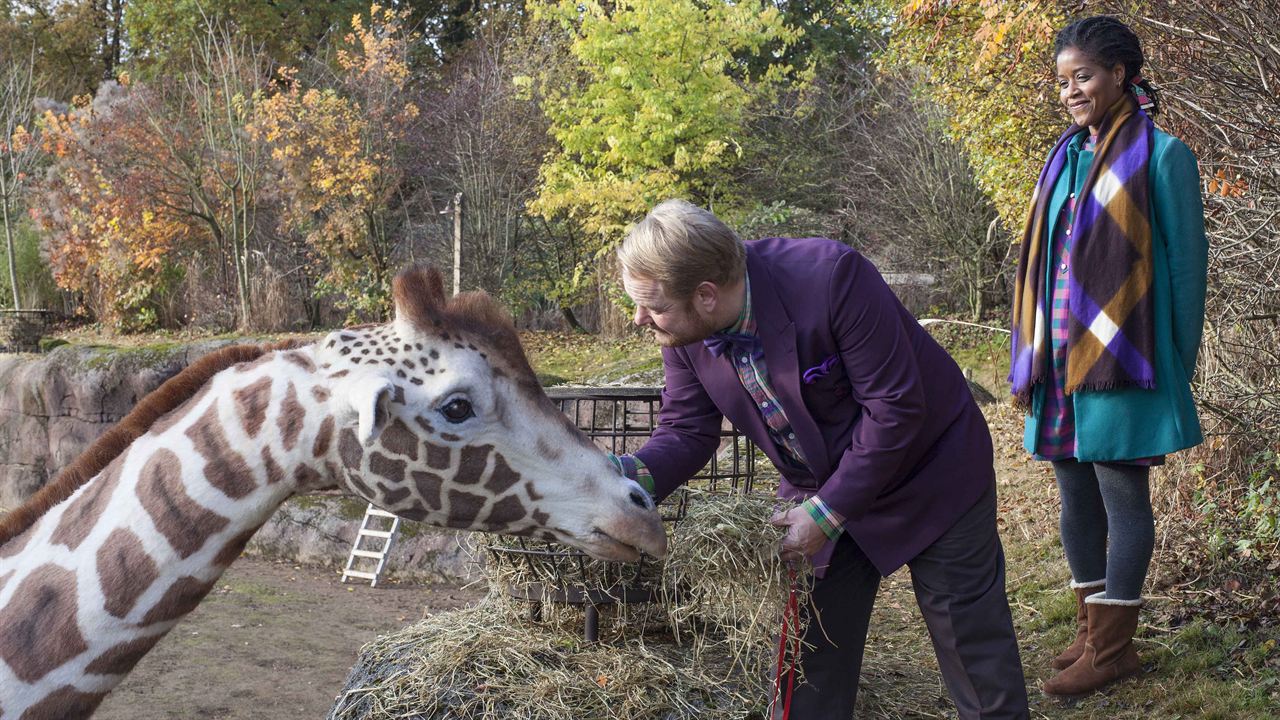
[{"xmin": 770, "ymin": 506, "xmax": 829, "ymax": 564}]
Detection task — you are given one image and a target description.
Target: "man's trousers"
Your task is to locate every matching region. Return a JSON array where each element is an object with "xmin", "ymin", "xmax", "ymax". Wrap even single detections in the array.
[{"xmin": 779, "ymin": 481, "xmax": 1029, "ymax": 719}]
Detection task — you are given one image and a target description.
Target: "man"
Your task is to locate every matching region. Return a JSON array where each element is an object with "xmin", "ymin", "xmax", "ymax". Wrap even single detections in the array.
[{"xmin": 612, "ymin": 199, "xmax": 1029, "ymax": 719}]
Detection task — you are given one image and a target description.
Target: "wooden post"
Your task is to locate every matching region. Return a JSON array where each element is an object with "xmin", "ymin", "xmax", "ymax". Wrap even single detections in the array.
[{"xmin": 452, "ymin": 192, "xmax": 463, "ymax": 296}]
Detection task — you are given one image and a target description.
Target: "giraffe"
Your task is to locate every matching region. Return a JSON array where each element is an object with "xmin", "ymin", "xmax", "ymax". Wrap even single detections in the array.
[{"xmin": 0, "ymin": 265, "xmax": 666, "ymax": 719}]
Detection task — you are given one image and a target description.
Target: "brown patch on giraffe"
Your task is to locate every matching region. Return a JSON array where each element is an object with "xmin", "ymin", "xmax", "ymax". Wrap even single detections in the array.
[
  {"xmin": 282, "ymin": 351, "xmax": 316, "ymax": 372},
  {"xmin": 412, "ymin": 470, "xmax": 444, "ymax": 510},
  {"xmin": 85, "ymin": 634, "xmax": 163, "ymax": 676},
  {"xmin": 262, "ymin": 447, "xmax": 285, "ymax": 485},
  {"xmin": 536, "ymin": 437, "xmax": 563, "ymax": 462},
  {"xmin": 49, "ymin": 456, "xmax": 124, "ymax": 551},
  {"xmin": 137, "ymin": 448, "xmax": 231, "ymax": 559},
  {"xmin": 0, "ymin": 522, "xmax": 35, "ymax": 559},
  {"xmin": 140, "ymin": 574, "xmax": 218, "ymax": 626},
  {"xmin": 397, "ymin": 507, "xmax": 429, "ymax": 521},
  {"xmin": 455, "ymin": 444, "xmax": 493, "ymax": 485},
  {"xmin": 233, "ymin": 352, "xmax": 276, "ymax": 374},
  {"xmin": 214, "ymin": 528, "xmax": 259, "ymax": 567},
  {"xmin": 149, "ymin": 380, "xmax": 214, "ymax": 437},
  {"xmin": 0, "ymin": 564, "xmax": 89, "ymax": 683},
  {"xmin": 338, "ymin": 428, "xmax": 364, "ymax": 470},
  {"xmin": 329, "ymin": 369, "xmax": 350, "ymax": 378},
  {"xmin": 525, "ymin": 482, "xmax": 545, "ymax": 501},
  {"xmin": 379, "ymin": 418, "xmax": 420, "ymax": 460},
  {"xmin": 343, "ymin": 472, "xmax": 376, "ymax": 499},
  {"xmin": 532, "ymin": 509, "xmax": 551, "ymax": 526},
  {"xmin": 233, "ymin": 376, "xmax": 273, "ymax": 438},
  {"xmin": 186, "ymin": 405, "xmax": 258, "ymax": 500},
  {"xmin": 444, "ymin": 490, "xmax": 487, "ymax": 528},
  {"xmin": 16, "ymin": 685, "xmax": 107, "ymax": 719},
  {"xmin": 295, "ymin": 464, "xmax": 324, "ymax": 487},
  {"xmin": 378, "ymin": 483, "xmax": 411, "ymax": 506},
  {"xmin": 312, "ymin": 386, "xmax": 331, "ymax": 403},
  {"xmin": 483, "ymin": 494, "xmax": 528, "ymax": 528},
  {"xmin": 0, "ymin": 569, "xmax": 11, "ymax": 595},
  {"xmin": 97, "ymin": 528, "xmax": 159, "ymax": 618},
  {"xmin": 369, "ymin": 452, "xmax": 407, "ymax": 485},
  {"xmin": 277, "ymin": 382, "xmax": 305, "ymax": 451},
  {"xmin": 484, "ymin": 453, "xmax": 522, "ymax": 496},
  {"xmin": 425, "ymin": 443, "xmax": 451, "ymax": 470},
  {"xmin": 415, "ymin": 415, "xmax": 437, "ymax": 434},
  {"xmin": 313, "ymin": 416, "xmax": 335, "ymax": 457}
]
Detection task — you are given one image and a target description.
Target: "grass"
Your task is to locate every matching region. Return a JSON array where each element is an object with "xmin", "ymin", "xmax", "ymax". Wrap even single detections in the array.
[{"xmin": 518, "ymin": 331, "xmax": 662, "ymax": 386}]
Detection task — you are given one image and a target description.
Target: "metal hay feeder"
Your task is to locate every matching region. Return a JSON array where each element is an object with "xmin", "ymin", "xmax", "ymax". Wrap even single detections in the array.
[{"xmin": 485, "ymin": 386, "xmax": 760, "ymax": 641}]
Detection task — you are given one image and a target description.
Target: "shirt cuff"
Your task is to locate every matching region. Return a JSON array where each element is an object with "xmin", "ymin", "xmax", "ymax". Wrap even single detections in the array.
[
  {"xmin": 607, "ymin": 453, "xmax": 656, "ymax": 497},
  {"xmin": 802, "ymin": 496, "xmax": 845, "ymax": 541}
]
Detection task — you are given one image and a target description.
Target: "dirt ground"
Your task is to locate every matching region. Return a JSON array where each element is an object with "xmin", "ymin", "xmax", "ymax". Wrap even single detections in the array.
[{"xmin": 93, "ymin": 558, "xmax": 483, "ymax": 720}]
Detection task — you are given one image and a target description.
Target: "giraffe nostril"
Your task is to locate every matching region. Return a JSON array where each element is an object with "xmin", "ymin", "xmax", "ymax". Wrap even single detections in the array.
[{"xmin": 628, "ymin": 489, "xmax": 651, "ymax": 510}]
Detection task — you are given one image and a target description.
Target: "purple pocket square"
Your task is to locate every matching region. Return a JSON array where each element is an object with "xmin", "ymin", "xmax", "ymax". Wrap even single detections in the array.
[{"xmin": 803, "ymin": 354, "xmax": 841, "ymax": 384}]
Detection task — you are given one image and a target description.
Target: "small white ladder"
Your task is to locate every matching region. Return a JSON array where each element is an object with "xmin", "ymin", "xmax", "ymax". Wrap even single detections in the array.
[{"xmin": 340, "ymin": 504, "xmax": 401, "ymax": 587}]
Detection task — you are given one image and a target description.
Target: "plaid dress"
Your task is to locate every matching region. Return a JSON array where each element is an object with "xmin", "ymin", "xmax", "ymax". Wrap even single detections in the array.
[{"xmin": 1035, "ymin": 135, "xmax": 1162, "ymax": 466}]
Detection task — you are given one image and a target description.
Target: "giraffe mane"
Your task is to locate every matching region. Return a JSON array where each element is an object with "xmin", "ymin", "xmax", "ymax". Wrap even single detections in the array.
[{"xmin": 0, "ymin": 339, "xmax": 309, "ymax": 547}]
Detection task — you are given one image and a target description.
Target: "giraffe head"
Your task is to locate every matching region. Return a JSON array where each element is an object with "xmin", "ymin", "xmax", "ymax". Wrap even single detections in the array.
[{"xmin": 315, "ymin": 266, "xmax": 666, "ymax": 562}]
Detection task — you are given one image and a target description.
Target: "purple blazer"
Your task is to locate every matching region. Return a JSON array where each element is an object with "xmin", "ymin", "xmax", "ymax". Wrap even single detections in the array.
[{"xmin": 635, "ymin": 238, "xmax": 994, "ymax": 576}]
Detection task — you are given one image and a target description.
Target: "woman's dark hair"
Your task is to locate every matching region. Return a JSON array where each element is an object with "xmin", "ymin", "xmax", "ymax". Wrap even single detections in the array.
[{"xmin": 1054, "ymin": 15, "xmax": 1160, "ymax": 114}]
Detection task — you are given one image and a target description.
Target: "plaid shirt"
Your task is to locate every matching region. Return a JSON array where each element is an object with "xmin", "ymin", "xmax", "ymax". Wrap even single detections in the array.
[
  {"xmin": 1036, "ymin": 135, "xmax": 1160, "ymax": 466},
  {"xmin": 613, "ymin": 276, "xmax": 847, "ymax": 540}
]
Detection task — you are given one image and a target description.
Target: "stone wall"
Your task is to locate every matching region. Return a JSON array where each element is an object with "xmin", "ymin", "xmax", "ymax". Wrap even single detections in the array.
[{"xmin": 0, "ymin": 341, "xmax": 482, "ymax": 583}]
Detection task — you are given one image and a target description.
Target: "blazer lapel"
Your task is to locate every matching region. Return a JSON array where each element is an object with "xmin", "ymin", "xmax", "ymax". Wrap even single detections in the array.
[{"xmin": 747, "ymin": 249, "xmax": 831, "ymax": 481}]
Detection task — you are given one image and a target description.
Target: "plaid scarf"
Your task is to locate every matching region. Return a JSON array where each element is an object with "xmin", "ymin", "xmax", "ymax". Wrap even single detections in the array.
[{"xmin": 1010, "ymin": 94, "xmax": 1156, "ymax": 407}]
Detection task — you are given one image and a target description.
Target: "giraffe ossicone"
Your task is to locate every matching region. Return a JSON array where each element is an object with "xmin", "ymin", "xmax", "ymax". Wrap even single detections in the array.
[{"xmin": 0, "ymin": 264, "xmax": 665, "ymax": 719}]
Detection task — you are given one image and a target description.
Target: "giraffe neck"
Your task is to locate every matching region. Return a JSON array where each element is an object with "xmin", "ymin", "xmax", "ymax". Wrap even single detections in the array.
[{"xmin": 0, "ymin": 346, "xmax": 338, "ymax": 717}]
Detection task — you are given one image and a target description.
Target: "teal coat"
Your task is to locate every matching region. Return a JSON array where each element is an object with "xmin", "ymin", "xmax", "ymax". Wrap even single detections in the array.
[{"xmin": 1023, "ymin": 128, "xmax": 1208, "ymax": 461}]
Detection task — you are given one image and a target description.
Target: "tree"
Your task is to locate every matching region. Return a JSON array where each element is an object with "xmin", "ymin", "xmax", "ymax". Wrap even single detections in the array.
[
  {"xmin": 251, "ymin": 4, "xmax": 422, "ymax": 320},
  {"xmin": 526, "ymin": 0, "xmax": 802, "ymax": 311},
  {"xmin": 125, "ymin": 0, "xmax": 367, "ymax": 70},
  {"xmin": 416, "ymin": 11, "xmax": 560, "ymax": 299},
  {"xmin": 176, "ymin": 20, "xmax": 271, "ymax": 328},
  {"xmin": 0, "ymin": 42, "xmax": 41, "ymax": 309},
  {"xmin": 880, "ymin": 0, "xmax": 1068, "ymax": 228},
  {"xmin": 0, "ymin": 1, "xmax": 124, "ymax": 100},
  {"xmin": 33, "ymin": 86, "xmax": 191, "ymax": 329}
]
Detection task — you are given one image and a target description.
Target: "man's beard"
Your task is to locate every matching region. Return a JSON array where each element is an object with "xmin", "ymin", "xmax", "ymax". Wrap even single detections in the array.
[{"xmin": 649, "ymin": 316, "xmax": 719, "ymax": 348}]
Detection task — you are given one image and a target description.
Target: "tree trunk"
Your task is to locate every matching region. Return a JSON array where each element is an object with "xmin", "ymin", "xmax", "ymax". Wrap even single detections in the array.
[
  {"xmin": 561, "ymin": 306, "xmax": 589, "ymax": 334},
  {"xmin": 2, "ymin": 196, "xmax": 19, "ymax": 310}
]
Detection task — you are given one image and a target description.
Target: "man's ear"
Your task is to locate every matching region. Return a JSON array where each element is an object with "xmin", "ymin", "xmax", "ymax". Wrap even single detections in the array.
[
  {"xmin": 693, "ymin": 280, "xmax": 719, "ymax": 314},
  {"xmin": 347, "ymin": 376, "xmax": 394, "ymax": 445}
]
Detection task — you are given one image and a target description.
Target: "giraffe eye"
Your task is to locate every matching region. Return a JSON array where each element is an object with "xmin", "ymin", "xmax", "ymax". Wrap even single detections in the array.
[{"xmin": 440, "ymin": 398, "xmax": 474, "ymax": 424}]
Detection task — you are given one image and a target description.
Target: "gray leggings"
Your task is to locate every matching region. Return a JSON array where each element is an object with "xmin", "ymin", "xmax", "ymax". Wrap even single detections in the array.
[{"xmin": 1052, "ymin": 460, "xmax": 1154, "ymax": 601}]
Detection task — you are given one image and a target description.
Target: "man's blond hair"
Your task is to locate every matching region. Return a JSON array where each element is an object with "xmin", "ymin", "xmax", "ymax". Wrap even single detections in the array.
[{"xmin": 618, "ymin": 199, "xmax": 746, "ymax": 300}]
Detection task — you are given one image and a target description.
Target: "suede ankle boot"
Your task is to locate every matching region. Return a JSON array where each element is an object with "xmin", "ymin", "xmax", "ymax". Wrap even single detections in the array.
[
  {"xmin": 1051, "ymin": 580, "xmax": 1105, "ymax": 671},
  {"xmin": 1042, "ymin": 593, "xmax": 1142, "ymax": 697}
]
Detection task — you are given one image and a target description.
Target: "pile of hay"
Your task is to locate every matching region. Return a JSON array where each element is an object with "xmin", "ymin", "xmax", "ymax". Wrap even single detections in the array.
[{"xmin": 329, "ymin": 490, "xmax": 811, "ymax": 720}]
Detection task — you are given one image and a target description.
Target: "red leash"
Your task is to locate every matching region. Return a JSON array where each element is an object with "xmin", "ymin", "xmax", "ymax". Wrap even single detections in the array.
[{"xmin": 770, "ymin": 568, "xmax": 800, "ymax": 720}]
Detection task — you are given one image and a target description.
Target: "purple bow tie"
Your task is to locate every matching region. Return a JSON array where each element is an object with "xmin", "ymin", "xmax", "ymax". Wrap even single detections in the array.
[{"xmin": 704, "ymin": 331, "xmax": 762, "ymax": 359}]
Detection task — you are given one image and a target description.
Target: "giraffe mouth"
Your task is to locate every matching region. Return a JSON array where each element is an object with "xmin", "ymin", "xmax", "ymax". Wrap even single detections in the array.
[{"xmin": 582, "ymin": 527, "xmax": 647, "ymax": 562}]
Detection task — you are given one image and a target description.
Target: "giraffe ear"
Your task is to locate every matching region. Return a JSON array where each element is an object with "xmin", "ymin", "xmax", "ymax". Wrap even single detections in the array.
[{"xmin": 348, "ymin": 376, "xmax": 394, "ymax": 445}]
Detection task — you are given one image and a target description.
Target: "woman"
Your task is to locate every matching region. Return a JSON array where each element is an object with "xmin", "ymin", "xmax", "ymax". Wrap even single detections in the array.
[{"xmin": 1009, "ymin": 15, "xmax": 1208, "ymax": 696}]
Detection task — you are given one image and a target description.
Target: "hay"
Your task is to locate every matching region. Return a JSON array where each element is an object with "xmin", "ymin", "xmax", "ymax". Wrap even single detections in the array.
[{"xmin": 330, "ymin": 491, "xmax": 812, "ymax": 720}]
